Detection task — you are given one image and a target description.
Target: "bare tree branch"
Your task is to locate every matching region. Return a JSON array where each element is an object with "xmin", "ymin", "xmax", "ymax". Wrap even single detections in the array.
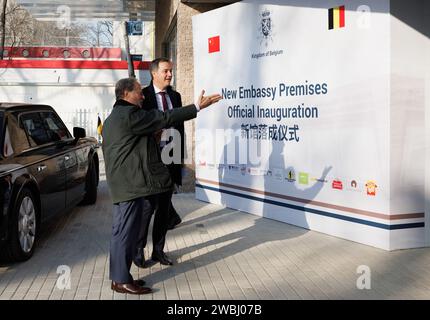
[{"xmin": 80, "ymin": 21, "xmax": 113, "ymax": 47}]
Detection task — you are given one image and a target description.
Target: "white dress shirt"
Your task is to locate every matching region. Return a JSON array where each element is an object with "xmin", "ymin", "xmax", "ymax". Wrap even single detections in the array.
[
  {"xmin": 153, "ymin": 85, "xmax": 175, "ymax": 147},
  {"xmin": 153, "ymin": 85, "xmax": 174, "ymax": 112}
]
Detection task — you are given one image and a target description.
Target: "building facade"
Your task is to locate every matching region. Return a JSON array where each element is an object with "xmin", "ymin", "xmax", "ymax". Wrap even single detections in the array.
[{"xmin": 154, "ymin": 0, "xmax": 238, "ymax": 191}]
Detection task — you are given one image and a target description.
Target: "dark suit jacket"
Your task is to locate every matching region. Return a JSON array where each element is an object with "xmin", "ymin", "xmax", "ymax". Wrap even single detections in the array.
[
  {"xmin": 142, "ymin": 83, "xmax": 185, "ymax": 186},
  {"xmin": 102, "ymin": 99, "xmax": 197, "ymax": 203}
]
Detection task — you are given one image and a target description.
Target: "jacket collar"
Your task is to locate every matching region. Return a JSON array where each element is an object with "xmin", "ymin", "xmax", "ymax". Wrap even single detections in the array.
[{"xmin": 113, "ymin": 99, "xmax": 138, "ymax": 108}]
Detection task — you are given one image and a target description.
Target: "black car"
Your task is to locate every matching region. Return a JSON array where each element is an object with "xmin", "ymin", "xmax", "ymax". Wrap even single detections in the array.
[{"xmin": 0, "ymin": 103, "xmax": 100, "ymax": 262}]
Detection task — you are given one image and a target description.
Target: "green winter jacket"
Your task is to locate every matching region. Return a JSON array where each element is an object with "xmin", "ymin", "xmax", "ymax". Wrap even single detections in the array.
[{"xmin": 102, "ymin": 99, "xmax": 197, "ymax": 203}]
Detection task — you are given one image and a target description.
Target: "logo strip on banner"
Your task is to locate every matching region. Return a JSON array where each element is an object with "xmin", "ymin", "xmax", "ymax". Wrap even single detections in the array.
[
  {"xmin": 328, "ymin": 5, "xmax": 345, "ymax": 30},
  {"xmin": 196, "ymin": 183, "xmax": 424, "ymax": 231},
  {"xmin": 197, "ymin": 179, "xmax": 424, "ymax": 220},
  {"xmin": 196, "ymin": 179, "xmax": 425, "ymax": 229}
]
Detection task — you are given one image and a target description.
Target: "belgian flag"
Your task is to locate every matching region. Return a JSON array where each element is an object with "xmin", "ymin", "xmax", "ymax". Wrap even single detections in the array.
[
  {"xmin": 328, "ymin": 5, "xmax": 345, "ymax": 30},
  {"xmin": 97, "ymin": 115, "xmax": 103, "ymax": 135}
]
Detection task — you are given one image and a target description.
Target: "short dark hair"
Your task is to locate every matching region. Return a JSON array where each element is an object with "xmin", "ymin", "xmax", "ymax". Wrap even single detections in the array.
[
  {"xmin": 115, "ymin": 77, "xmax": 138, "ymax": 100},
  {"xmin": 150, "ymin": 57, "xmax": 171, "ymax": 79}
]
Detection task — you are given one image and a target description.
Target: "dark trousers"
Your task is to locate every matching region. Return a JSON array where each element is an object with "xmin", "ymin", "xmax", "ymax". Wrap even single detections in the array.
[
  {"xmin": 136, "ymin": 190, "xmax": 172, "ymax": 255},
  {"xmin": 168, "ymin": 203, "xmax": 181, "ymax": 227},
  {"xmin": 109, "ymin": 196, "xmax": 152, "ymax": 283},
  {"xmin": 166, "ymin": 163, "xmax": 182, "ymax": 227}
]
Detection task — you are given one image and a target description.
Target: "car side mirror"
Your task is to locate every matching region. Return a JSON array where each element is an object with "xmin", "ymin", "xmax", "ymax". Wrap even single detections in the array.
[{"xmin": 73, "ymin": 127, "xmax": 86, "ymax": 139}]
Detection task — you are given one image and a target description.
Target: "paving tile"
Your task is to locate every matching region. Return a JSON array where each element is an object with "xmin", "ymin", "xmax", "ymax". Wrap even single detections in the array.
[{"xmin": 1, "ymin": 162, "xmax": 430, "ymax": 300}]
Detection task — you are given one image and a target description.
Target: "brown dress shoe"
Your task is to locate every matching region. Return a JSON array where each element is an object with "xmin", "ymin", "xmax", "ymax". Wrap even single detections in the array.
[
  {"xmin": 111, "ymin": 279, "xmax": 146, "ymax": 290},
  {"xmin": 111, "ymin": 281, "xmax": 152, "ymax": 295}
]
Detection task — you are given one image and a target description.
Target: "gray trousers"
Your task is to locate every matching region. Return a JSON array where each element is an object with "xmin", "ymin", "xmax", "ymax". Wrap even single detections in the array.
[{"xmin": 109, "ymin": 196, "xmax": 153, "ymax": 283}]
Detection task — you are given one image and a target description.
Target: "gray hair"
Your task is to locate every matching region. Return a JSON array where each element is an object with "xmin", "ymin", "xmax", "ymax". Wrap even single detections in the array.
[{"xmin": 115, "ymin": 77, "xmax": 138, "ymax": 100}]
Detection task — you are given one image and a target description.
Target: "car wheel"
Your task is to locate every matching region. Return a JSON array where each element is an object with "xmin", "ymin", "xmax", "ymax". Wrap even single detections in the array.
[
  {"xmin": 82, "ymin": 157, "xmax": 97, "ymax": 205},
  {"xmin": 1, "ymin": 188, "xmax": 38, "ymax": 262}
]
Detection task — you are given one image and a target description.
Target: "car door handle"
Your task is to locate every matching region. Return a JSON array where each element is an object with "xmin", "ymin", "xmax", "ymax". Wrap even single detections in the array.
[
  {"xmin": 37, "ymin": 165, "xmax": 47, "ymax": 172},
  {"xmin": 64, "ymin": 155, "xmax": 71, "ymax": 161}
]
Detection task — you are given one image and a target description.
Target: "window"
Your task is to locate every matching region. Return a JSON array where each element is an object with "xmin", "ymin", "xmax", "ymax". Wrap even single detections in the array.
[
  {"xmin": 20, "ymin": 111, "xmax": 71, "ymax": 147},
  {"xmin": 40, "ymin": 112, "xmax": 71, "ymax": 141},
  {"xmin": 82, "ymin": 50, "xmax": 90, "ymax": 58},
  {"xmin": 3, "ymin": 123, "xmax": 14, "ymax": 157},
  {"xmin": 20, "ymin": 113, "xmax": 50, "ymax": 146},
  {"xmin": 8, "ymin": 112, "xmax": 30, "ymax": 153}
]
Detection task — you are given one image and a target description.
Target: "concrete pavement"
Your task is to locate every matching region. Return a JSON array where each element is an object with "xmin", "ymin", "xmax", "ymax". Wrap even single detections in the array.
[{"xmin": 1, "ymin": 162, "xmax": 430, "ymax": 300}]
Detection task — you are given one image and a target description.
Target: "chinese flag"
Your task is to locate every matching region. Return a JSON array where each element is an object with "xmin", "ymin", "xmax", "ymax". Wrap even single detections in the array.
[{"xmin": 208, "ymin": 35, "xmax": 220, "ymax": 53}]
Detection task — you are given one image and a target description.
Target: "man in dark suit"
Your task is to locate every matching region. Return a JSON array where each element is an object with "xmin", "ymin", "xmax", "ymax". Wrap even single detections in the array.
[
  {"xmin": 103, "ymin": 77, "xmax": 221, "ymax": 294},
  {"xmin": 133, "ymin": 58, "xmax": 185, "ymax": 268},
  {"xmin": 141, "ymin": 58, "xmax": 184, "ymax": 233}
]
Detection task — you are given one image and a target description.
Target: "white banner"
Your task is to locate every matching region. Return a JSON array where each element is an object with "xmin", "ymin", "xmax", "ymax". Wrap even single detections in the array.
[{"xmin": 193, "ymin": 0, "xmax": 428, "ymax": 250}]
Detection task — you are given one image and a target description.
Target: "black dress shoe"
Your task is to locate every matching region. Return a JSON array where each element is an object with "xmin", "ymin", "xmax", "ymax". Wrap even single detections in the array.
[
  {"xmin": 133, "ymin": 250, "xmax": 145, "ymax": 268},
  {"xmin": 151, "ymin": 251, "xmax": 173, "ymax": 265},
  {"xmin": 167, "ymin": 216, "xmax": 182, "ymax": 230},
  {"xmin": 133, "ymin": 256, "xmax": 145, "ymax": 268},
  {"xmin": 134, "ymin": 279, "xmax": 146, "ymax": 286},
  {"xmin": 111, "ymin": 281, "xmax": 152, "ymax": 295}
]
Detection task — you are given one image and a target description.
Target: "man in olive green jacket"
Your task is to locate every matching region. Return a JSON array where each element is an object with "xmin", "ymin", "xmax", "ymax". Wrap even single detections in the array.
[{"xmin": 102, "ymin": 77, "xmax": 221, "ymax": 295}]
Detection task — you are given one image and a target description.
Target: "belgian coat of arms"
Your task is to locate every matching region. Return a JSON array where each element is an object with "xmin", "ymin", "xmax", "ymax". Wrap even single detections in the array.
[{"xmin": 259, "ymin": 9, "xmax": 274, "ymax": 47}]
